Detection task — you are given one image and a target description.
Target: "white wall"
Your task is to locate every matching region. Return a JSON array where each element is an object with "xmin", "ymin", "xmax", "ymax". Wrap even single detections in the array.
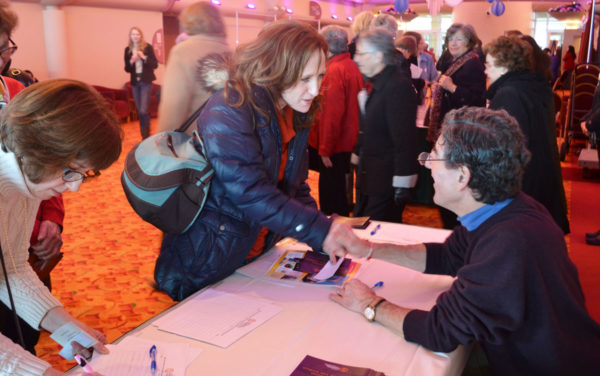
[
  {"xmin": 10, "ymin": 2, "xmax": 48, "ymax": 82},
  {"xmin": 452, "ymin": 1, "xmax": 533, "ymax": 45},
  {"xmin": 9, "ymin": 0, "xmax": 358, "ymax": 88}
]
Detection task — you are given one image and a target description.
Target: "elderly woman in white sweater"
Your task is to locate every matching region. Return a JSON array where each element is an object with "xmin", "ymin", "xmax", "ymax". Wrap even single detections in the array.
[{"xmin": 0, "ymin": 79, "xmax": 122, "ymax": 375}]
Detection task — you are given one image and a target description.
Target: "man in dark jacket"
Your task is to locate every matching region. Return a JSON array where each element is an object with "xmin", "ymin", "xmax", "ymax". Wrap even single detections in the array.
[{"xmin": 331, "ymin": 107, "xmax": 600, "ymax": 375}]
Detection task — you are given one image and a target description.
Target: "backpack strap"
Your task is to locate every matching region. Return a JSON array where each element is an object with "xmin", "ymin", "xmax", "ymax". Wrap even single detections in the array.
[{"xmin": 176, "ymin": 100, "xmax": 209, "ymax": 133}]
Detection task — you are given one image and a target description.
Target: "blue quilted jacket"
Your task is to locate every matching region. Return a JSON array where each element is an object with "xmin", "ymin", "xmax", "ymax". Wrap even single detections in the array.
[{"xmin": 155, "ymin": 85, "xmax": 332, "ymax": 300}]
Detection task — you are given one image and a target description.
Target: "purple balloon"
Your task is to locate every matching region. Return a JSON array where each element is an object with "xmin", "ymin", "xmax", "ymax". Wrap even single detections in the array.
[
  {"xmin": 486, "ymin": 0, "xmax": 494, "ymax": 3},
  {"xmin": 490, "ymin": 0, "xmax": 505, "ymax": 16},
  {"xmin": 394, "ymin": 0, "xmax": 409, "ymax": 13}
]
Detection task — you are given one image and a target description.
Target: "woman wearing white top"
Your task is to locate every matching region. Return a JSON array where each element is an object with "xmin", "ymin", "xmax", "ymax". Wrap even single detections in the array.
[{"xmin": 0, "ymin": 79, "xmax": 122, "ymax": 375}]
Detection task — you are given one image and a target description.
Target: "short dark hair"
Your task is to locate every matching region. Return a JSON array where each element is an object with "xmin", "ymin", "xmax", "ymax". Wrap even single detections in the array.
[{"xmin": 440, "ymin": 107, "xmax": 531, "ymax": 203}]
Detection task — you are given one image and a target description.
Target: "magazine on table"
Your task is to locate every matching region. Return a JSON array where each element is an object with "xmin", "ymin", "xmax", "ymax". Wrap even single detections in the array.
[
  {"xmin": 266, "ymin": 249, "xmax": 360, "ymax": 286},
  {"xmin": 290, "ymin": 355, "xmax": 385, "ymax": 376}
]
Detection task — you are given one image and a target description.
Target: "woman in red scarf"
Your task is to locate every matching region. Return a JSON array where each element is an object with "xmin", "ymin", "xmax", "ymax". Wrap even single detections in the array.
[
  {"xmin": 427, "ymin": 24, "xmax": 486, "ymax": 143},
  {"xmin": 426, "ymin": 23, "xmax": 486, "ymax": 229}
]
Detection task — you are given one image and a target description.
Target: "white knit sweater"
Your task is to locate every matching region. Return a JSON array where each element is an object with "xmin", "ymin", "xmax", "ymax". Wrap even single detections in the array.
[{"xmin": 0, "ymin": 147, "xmax": 61, "ymax": 375}]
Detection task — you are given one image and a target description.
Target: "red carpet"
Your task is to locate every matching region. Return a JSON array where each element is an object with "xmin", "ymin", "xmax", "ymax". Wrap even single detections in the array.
[{"xmin": 565, "ymin": 160, "xmax": 600, "ymax": 322}]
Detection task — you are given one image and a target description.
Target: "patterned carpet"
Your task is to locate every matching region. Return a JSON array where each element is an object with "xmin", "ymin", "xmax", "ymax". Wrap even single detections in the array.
[{"xmin": 34, "ymin": 119, "xmax": 572, "ymax": 371}]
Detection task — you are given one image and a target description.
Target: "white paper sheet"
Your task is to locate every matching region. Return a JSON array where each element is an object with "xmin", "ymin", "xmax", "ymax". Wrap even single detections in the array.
[
  {"xmin": 153, "ymin": 289, "xmax": 282, "ymax": 348},
  {"xmin": 50, "ymin": 322, "xmax": 98, "ymax": 361},
  {"xmin": 310, "ymin": 256, "xmax": 345, "ymax": 281},
  {"xmin": 88, "ymin": 337, "xmax": 196, "ymax": 376}
]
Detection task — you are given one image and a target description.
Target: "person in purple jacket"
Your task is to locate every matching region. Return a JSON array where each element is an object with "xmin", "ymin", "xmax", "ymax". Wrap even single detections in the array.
[{"xmin": 331, "ymin": 106, "xmax": 600, "ymax": 375}]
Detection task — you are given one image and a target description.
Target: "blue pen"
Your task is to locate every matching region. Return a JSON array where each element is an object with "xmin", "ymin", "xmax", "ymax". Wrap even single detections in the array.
[
  {"xmin": 370, "ymin": 224, "xmax": 381, "ymax": 236},
  {"xmin": 149, "ymin": 345, "xmax": 157, "ymax": 376},
  {"xmin": 372, "ymin": 281, "xmax": 384, "ymax": 289}
]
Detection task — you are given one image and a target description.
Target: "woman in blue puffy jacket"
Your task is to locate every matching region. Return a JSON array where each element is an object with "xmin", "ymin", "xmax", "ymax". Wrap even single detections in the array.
[{"xmin": 155, "ymin": 21, "xmax": 360, "ymax": 300}]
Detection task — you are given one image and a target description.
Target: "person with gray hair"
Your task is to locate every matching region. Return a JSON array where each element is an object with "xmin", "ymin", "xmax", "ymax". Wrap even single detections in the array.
[
  {"xmin": 332, "ymin": 106, "xmax": 600, "ymax": 375},
  {"xmin": 351, "ymin": 27, "xmax": 418, "ymax": 223},
  {"xmin": 308, "ymin": 25, "xmax": 363, "ymax": 216},
  {"xmin": 158, "ymin": 1, "xmax": 230, "ymax": 134},
  {"xmin": 370, "ymin": 13, "xmax": 398, "ymax": 39}
]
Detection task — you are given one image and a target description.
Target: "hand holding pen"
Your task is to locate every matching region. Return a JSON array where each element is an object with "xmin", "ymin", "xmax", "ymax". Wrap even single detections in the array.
[{"xmin": 74, "ymin": 354, "xmax": 104, "ymax": 376}]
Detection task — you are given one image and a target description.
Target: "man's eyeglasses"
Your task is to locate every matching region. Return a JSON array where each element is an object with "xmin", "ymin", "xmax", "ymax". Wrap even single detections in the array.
[
  {"xmin": 0, "ymin": 38, "xmax": 18, "ymax": 57},
  {"xmin": 417, "ymin": 152, "xmax": 448, "ymax": 166},
  {"xmin": 62, "ymin": 168, "xmax": 100, "ymax": 183}
]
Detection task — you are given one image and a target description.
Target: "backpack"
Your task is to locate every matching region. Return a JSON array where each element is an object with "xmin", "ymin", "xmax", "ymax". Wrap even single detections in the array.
[{"xmin": 121, "ymin": 102, "xmax": 213, "ymax": 234}]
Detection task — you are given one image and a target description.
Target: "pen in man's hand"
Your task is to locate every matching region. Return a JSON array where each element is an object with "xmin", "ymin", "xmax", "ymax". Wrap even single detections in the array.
[
  {"xmin": 149, "ymin": 345, "xmax": 157, "ymax": 376},
  {"xmin": 74, "ymin": 354, "xmax": 95, "ymax": 374}
]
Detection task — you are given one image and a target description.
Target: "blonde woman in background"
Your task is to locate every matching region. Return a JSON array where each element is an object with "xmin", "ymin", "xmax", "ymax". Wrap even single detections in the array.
[
  {"xmin": 348, "ymin": 11, "xmax": 374, "ymax": 59},
  {"xmin": 124, "ymin": 26, "xmax": 157, "ymax": 139}
]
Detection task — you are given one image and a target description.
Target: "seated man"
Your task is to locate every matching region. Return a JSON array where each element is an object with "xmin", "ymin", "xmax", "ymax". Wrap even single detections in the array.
[{"xmin": 331, "ymin": 106, "xmax": 600, "ymax": 375}]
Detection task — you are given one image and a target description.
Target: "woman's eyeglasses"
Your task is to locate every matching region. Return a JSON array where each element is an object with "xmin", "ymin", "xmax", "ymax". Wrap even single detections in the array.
[
  {"xmin": 62, "ymin": 168, "xmax": 100, "ymax": 183},
  {"xmin": 417, "ymin": 152, "xmax": 448, "ymax": 166},
  {"xmin": 0, "ymin": 38, "xmax": 18, "ymax": 57}
]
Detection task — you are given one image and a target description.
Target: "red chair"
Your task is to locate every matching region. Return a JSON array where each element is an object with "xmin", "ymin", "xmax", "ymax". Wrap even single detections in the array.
[
  {"xmin": 91, "ymin": 85, "xmax": 131, "ymax": 122},
  {"xmin": 124, "ymin": 82, "xmax": 161, "ymax": 118}
]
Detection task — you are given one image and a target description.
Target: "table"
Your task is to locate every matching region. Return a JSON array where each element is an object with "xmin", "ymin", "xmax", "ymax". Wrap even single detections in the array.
[{"xmin": 73, "ymin": 222, "xmax": 468, "ymax": 375}]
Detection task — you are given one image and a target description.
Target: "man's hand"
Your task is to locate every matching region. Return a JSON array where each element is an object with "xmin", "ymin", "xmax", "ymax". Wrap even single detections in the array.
[
  {"xmin": 30, "ymin": 220, "xmax": 62, "ymax": 260},
  {"xmin": 393, "ymin": 187, "xmax": 411, "ymax": 206},
  {"xmin": 329, "ymin": 279, "xmax": 377, "ymax": 313},
  {"xmin": 350, "ymin": 153, "xmax": 359, "ymax": 166},
  {"xmin": 321, "ymin": 156, "xmax": 333, "ymax": 168},
  {"xmin": 581, "ymin": 121, "xmax": 589, "ymax": 136}
]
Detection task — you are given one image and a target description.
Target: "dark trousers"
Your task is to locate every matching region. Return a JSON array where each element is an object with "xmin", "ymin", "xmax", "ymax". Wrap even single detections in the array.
[
  {"xmin": 354, "ymin": 191, "xmax": 406, "ymax": 223},
  {"xmin": 0, "ymin": 276, "xmax": 50, "ymax": 355},
  {"xmin": 318, "ymin": 152, "xmax": 351, "ymax": 216}
]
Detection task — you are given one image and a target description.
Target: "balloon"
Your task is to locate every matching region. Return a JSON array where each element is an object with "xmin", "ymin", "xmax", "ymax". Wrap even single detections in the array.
[
  {"xmin": 444, "ymin": 0, "xmax": 462, "ymax": 7},
  {"xmin": 490, "ymin": 0, "xmax": 505, "ymax": 16},
  {"xmin": 485, "ymin": 0, "xmax": 494, "ymax": 3},
  {"xmin": 394, "ymin": 0, "xmax": 410, "ymax": 13}
]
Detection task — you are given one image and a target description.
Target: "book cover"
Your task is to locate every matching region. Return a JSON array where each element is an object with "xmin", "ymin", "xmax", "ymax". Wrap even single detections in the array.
[{"xmin": 290, "ymin": 355, "xmax": 385, "ymax": 376}]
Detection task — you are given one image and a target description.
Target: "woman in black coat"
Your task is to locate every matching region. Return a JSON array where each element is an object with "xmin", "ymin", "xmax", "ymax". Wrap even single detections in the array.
[
  {"xmin": 352, "ymin": 28, "xmax": 419, "ymax": 223},
  {"xmin": 124, "ymin": 26, "xmax": 158, "ymax": 139},
  {"xmin": 484, "ymin": 35, "xmax": 570, "ymax": 234}
]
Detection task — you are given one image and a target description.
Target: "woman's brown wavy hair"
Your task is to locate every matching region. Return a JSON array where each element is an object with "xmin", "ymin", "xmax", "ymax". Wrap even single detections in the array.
[{"xmin": 225, "ymin": 20, "xmax": 328, "ymax": 128}]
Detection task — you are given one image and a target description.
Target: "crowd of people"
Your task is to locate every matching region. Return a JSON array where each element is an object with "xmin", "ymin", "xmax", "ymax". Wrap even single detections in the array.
[{"xmin": 1, "ymin": 1, "xmax": 599, "ymax": 375}]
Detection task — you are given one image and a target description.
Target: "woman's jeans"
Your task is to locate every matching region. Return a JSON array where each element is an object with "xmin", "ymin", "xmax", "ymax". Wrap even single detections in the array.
[{"xmin": 132, "ymin": 81, "xmax": 152, "ymax": 139}]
